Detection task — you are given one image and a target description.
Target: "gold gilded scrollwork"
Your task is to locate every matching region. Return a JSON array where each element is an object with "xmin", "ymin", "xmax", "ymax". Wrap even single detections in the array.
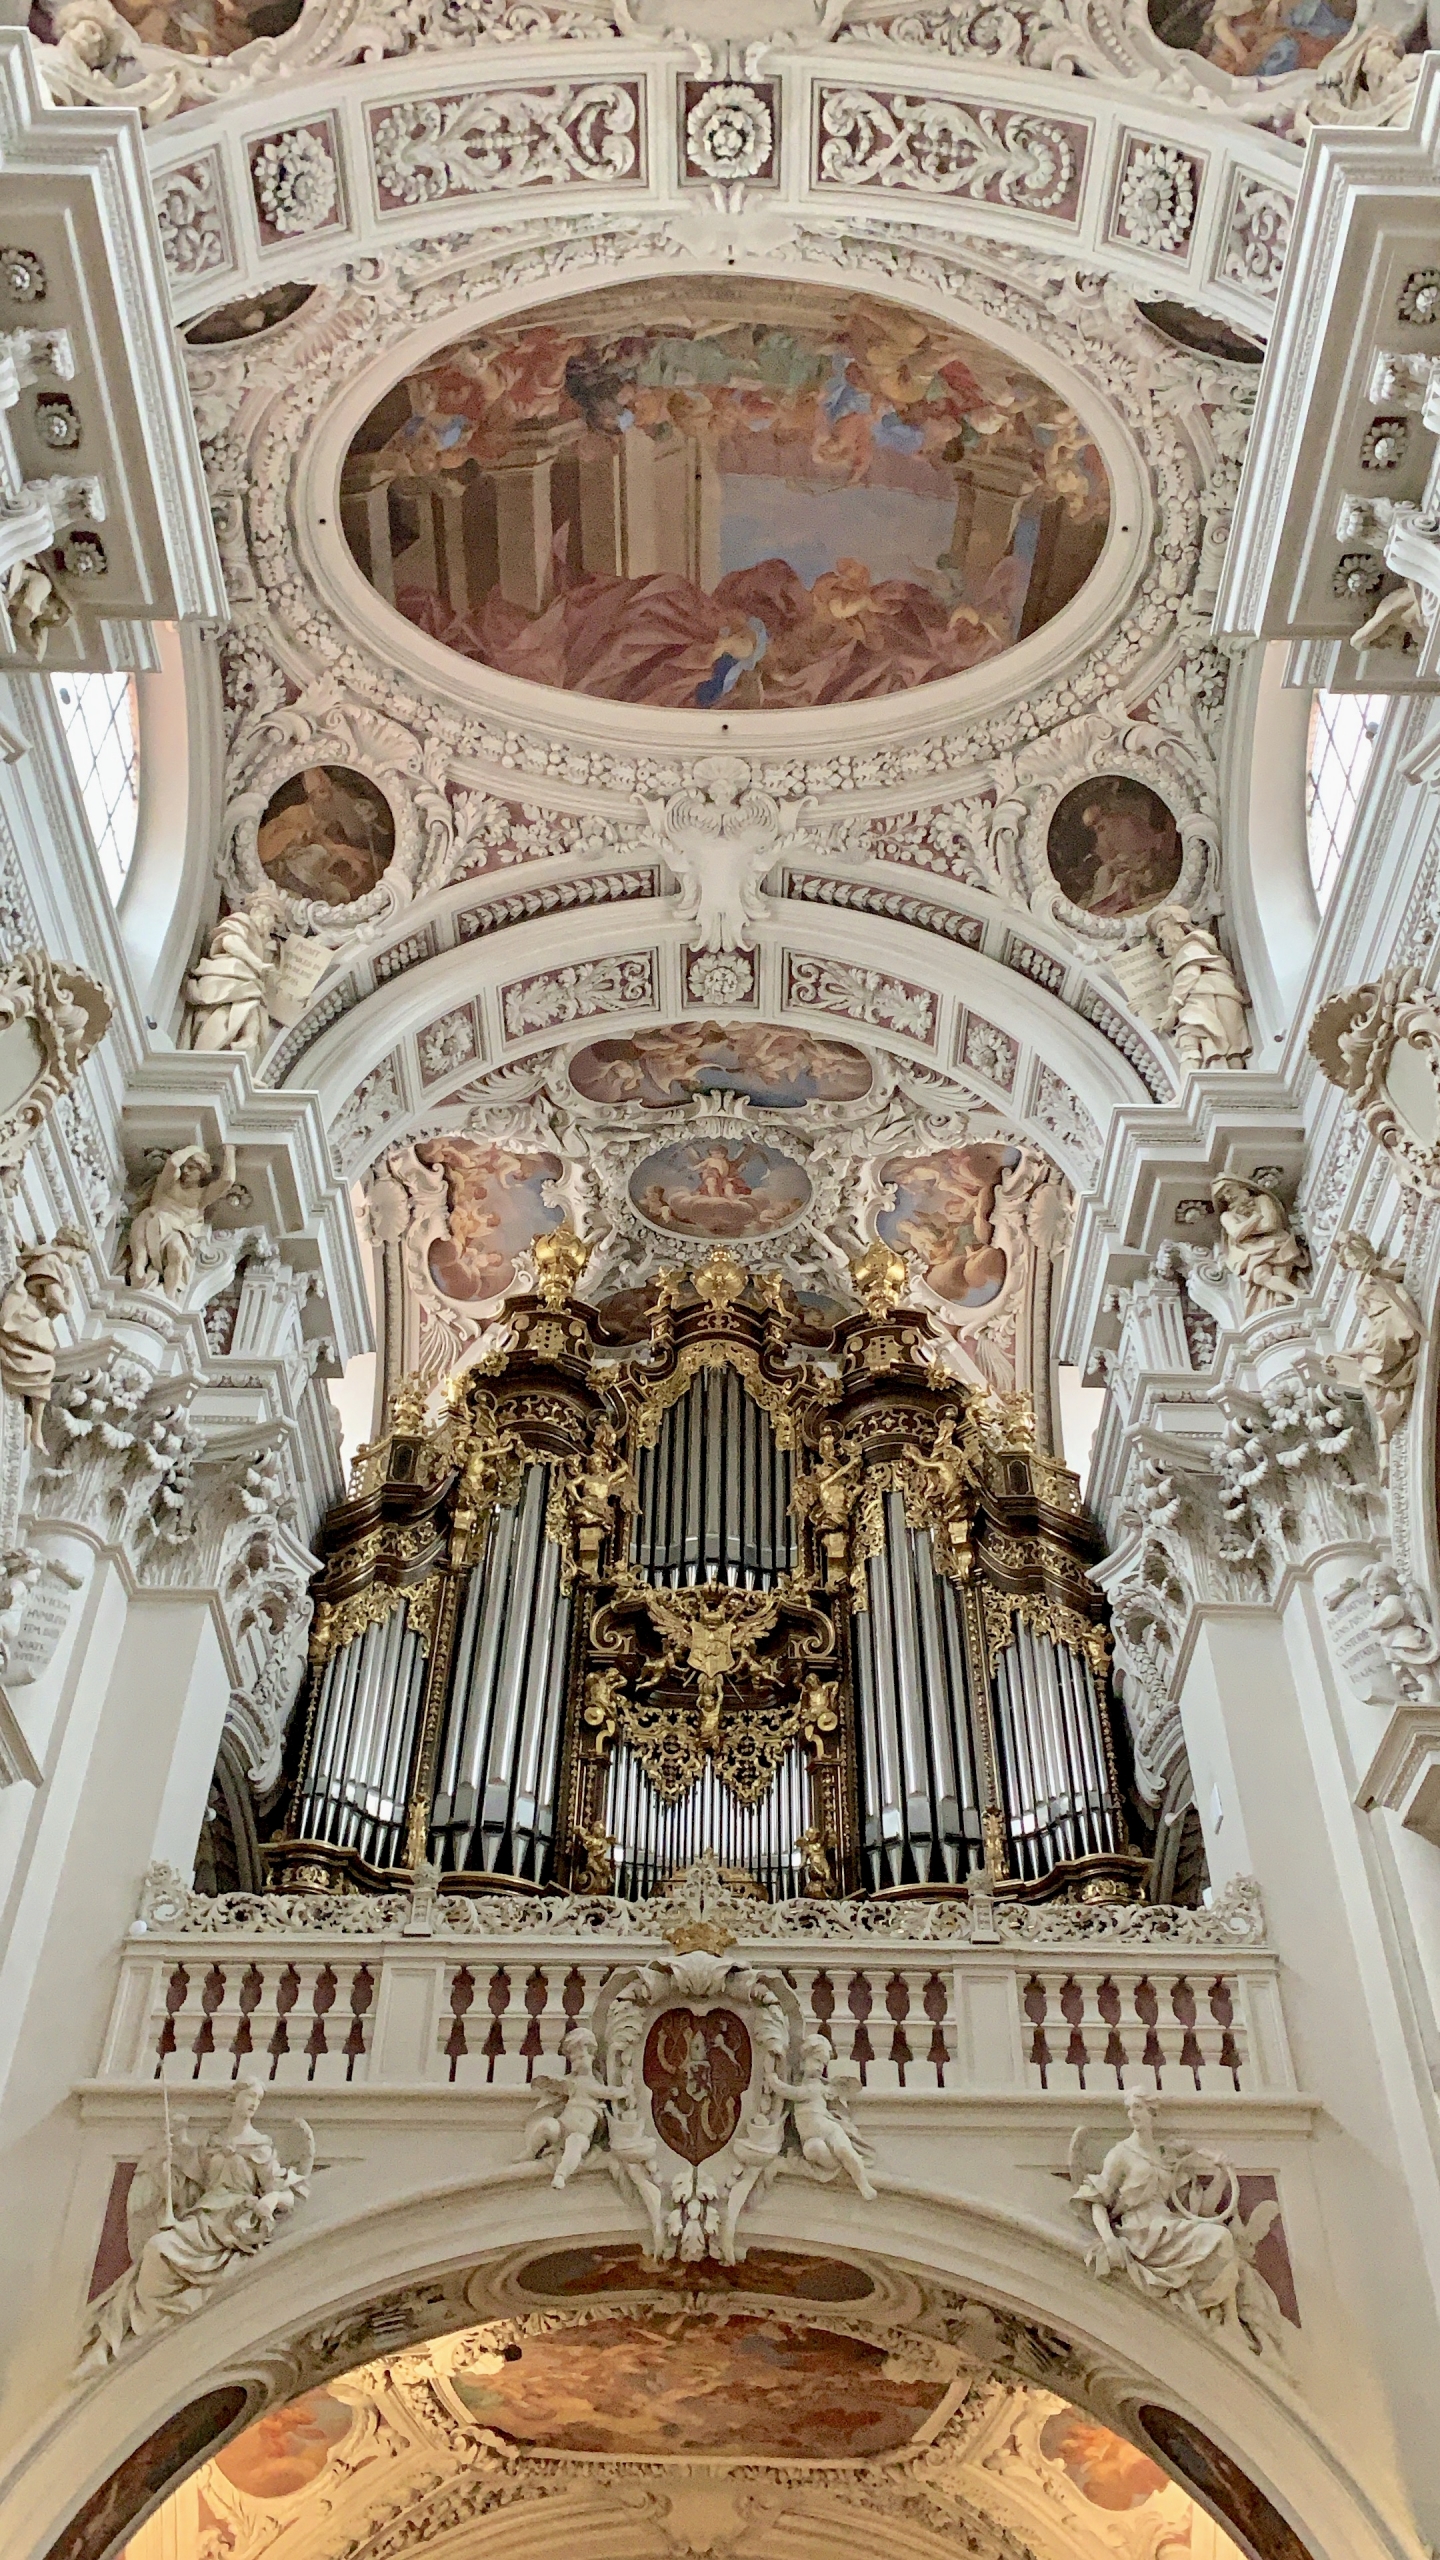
[
  {"xmin": 402, "ymin": 1572, "xmax": 443, "ymax": 1659},
  {"xmin": 982, "ymin": 1585, "xmax": 1109, "ymax": 1685},
  {"xmin": 691, "ymin": 1246, "xmax": 748, "ymax": 1309},
  {"xmin": 309, "ymin": 1568, "xmax": 444, "ymax": 1669},
  {"xmin": 898, "ymin": 1409, "xmax": 979, "ymax": 1582},
  {"xmin": 634, "ymin": 1339, "xmax": 802, "ymax": 1451}
]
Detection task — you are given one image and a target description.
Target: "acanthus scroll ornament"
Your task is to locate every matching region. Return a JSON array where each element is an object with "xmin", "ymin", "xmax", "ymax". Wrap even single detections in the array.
[{"xmin": 0, "ymin": 948, "xmax": 111, "ymax": 1191}]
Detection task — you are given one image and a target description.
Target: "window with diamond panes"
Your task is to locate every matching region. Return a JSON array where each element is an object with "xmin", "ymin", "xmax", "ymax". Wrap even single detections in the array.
[
  {"xmin": 50, "ymin": 671, "xmax": 139, "ymax": 901},
  {"xmin": 1305, "ymin": 691, "xmax": 1384, "ymax": 914}
]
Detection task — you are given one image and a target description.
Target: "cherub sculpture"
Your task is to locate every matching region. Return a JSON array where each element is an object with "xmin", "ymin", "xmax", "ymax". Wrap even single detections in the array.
[
  {"xmin": 77, "ymin": 2077, "xmax": 313, "ymax": 2371},
  {"xmin": 524, "ymin": 2026, "xmax": 615, "ymax": 2188},
  {"xmin": 771, "ymin": 2032, "xmax": 876, "ymax": 2200},
  {"xmin": 126, "ymin": 1145, "xmax": 238, "ymax": 1300}
]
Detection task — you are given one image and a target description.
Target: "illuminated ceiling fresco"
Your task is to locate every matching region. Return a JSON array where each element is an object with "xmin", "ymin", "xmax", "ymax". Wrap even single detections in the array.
[
  {"xmin": 340, "ymin": 279, "xmax": 1110, "ymax": 714},
  {"xmin": 117, "ymin": 2245, "xmax": 1251, "ymax": 2560}
]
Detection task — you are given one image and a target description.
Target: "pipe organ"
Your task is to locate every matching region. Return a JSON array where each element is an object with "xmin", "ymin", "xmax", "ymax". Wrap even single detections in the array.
[{"xmin": 273, "ymin": 1247, "xmax": 1141, "ymax": 1905}]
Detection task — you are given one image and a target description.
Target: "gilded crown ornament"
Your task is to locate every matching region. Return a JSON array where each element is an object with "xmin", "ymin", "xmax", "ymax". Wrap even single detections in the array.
[
  {"xmin": 850, "ymin": 1238, "xmax": 908, "ymax": 1315},
  {"xmin": 532, "ymin": 1221, "xmax": 591, "ymax": 1309}
]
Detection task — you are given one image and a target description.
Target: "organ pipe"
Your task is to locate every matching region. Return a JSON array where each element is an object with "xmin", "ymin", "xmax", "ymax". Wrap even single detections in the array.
[{"xmin": 271, "ymin": 1248, "xmax": 1140, "ymax": 1909}]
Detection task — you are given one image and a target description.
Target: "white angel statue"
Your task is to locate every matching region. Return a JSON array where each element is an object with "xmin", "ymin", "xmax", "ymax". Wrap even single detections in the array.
[{"xmin": 78, "ymin": 2077, "xmax": 313, "ymax": 2372}]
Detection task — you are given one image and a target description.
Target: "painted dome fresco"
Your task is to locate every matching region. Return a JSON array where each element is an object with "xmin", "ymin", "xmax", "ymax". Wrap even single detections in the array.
[{"xmin": 339, "ymin": 278, "xmax": 1110, "ymax": 714}]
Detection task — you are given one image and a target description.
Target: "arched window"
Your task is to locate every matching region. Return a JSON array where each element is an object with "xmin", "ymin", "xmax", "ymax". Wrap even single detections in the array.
[
  {"xmin": 49, "ymin": 670, "xmax": 140, "ymax": 901},
  {"xmin": 1305, "ymin": 690, "xmax": 1384, "ymax": 913}
]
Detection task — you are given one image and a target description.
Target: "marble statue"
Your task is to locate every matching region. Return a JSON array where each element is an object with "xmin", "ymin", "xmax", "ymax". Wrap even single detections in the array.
[
  {"xmin": 1212, "ymin": 1175, "xmax": 1309, "ymax": 1316},
  {"xmin": 1147, "ymin": 907, "xmax": 1250, "ymax": 1070},
  {"xmin": 77, "ymin": 2077, "xmax": 313, "ymax": 2371},
  {"xmin": 770, "ymin": 2032, "xmax": 876, "ymax": 2199},
  {"xmin": 1069, "ymin": 2091, "xmax": 1281, "ymax": 2357},
  {"xmin": 126, "ymin": 1145, "xmax": 238, "ymax": 1300},
  {"xmin": 5, "ymin": 558, "xmax": 71, "ymax": 658},
  {"xmin": 182, "ymin": 903, "xmax": 280, "ymax": 1056},
  {"xmin": 524, "ymin": 2026, "xmax": 613, "ymax": 2187},
  {"xmin": 0, "ymin": 1230, "xmax": 84, "ymax": 1440},
  {"xmin": 1334, "ymin": 1232, "xmax": 1423, "ymax": 1463}
]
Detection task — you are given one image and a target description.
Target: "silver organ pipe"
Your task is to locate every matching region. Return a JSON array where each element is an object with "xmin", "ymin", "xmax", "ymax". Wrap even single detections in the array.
[
  {"xmin": 992, "ymin": 1622, "xmax": 1120, "ymax": 1879},
  {"xmin": 429, "ymin": 1460, "xmax": 573, "ymax": 1878},
  {"xmin": 293, "ymin": 1608, "xmax": 425, "ymax": 1871},
  {"xmin": 607, "ymin": 1741, "xmax": 808, "ymax": 1902},
  {"xmin": 633, "ymin": 1373, "xmax": 793, "ymax": 1587},
  {"xmin": 853, "ymin": 1491, "xmax": 982, "ymax": 1891}
]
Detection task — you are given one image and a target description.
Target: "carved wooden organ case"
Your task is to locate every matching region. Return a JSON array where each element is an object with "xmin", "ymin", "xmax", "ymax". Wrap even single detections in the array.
[{"xmin": 274, "ymin": 1262, "xmax": 1142, "ymax": 1904}]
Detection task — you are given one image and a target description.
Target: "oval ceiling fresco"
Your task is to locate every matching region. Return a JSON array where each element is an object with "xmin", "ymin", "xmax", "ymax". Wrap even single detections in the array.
[
  {"xmin": 340, "ymin": 279, "xmax": 1110, "ymax": 714},
  {"xmin": 629, "ymin": 1136, "xmax": 810, "ymax": 1239}
]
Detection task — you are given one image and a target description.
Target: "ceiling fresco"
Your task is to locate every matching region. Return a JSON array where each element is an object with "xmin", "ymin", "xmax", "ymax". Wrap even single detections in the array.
[
  {"xmin": 567, "ymin": 1022, "xmax": 874, "ymax": 1110},
  {"xmin": 447, "ymin": 2309, "xmax": 950, "ymax": 2457},
  {"xmin": 629, "ymin": 1136, "xmax": 812, "ymax": 1241},
  {"xmin": 115, "ymin": 2274, "xmax": 1251, "ymax": 2560},
  {"xmin": 340, "ymin": 279, "xmax": 1110, "ymax": 714},
  {"xmin": 1145, "ymin": 0, "xmax": 1356, "ymax": 77},
  {"xmin": 369, "ymin": 1031, "xmax": 1067, "ymax": 1406}
]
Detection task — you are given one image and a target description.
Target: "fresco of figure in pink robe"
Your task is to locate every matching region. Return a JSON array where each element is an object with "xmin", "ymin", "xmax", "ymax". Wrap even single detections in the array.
[
  {"xmin": 341, "ymin": 279, "xmax": 1109, "ymax": 712},
  {"xmin": 569, "ymin": 1019, "xmax": 872, "ymax": 1109},
  {"xmin": 415, "ymin": 1137, "xmax": 562, "ymax": 1301},
  {"xmin": 877, "ymin": 1144, "xmax": 1020, "ymax": 1308},
  {"xmin": 255, "ymin": 766, "xmax": 394, "ymax": 906},
  {"xmin": 630, "ymin": 1137, "xmax": 810, "ymax": 1239}
]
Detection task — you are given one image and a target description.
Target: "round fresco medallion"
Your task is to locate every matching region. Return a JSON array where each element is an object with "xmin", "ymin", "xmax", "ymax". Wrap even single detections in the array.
[
  {"xmin": 185, "ymin": 282, "xmax": 316, "ymax": 347},
  {"xmin": 340, "ymin": 277, "xmax": 1110, "ymax": 713},
  {"xmin": 255, "ymin": 765, "xmax": 395, "ymax": 905},
  {"xmin": 629, "ymin": 1136, "xmax": 810, "ymax": 1239},
  {"xmin": 644, "ymin": 2006, "xmax": 752, "ymax": 2163},
  {"xmin": 1045, "ymin": 775, "xmax": 1181, "ymax": 919},
  {"xmin": 1147, "ymin": 0, "xmax": 1355, "ymax": 75},
  {"xmin": 877, "ymin": 1144, "xmax": 1020, "ymax": 1308},
  {"xmin": 569, "ymin": 1019, "xmax": 872, "ymax": 1109},
  {"xmin": 214, "ymin": 2391, "xmax": 353, "ymax": 2500}
]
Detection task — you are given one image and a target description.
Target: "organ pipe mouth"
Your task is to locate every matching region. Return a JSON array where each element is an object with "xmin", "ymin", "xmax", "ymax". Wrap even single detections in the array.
[{"xmin": 274, "ymin": 1286, "xmax": 1131, "ymax": 1910}]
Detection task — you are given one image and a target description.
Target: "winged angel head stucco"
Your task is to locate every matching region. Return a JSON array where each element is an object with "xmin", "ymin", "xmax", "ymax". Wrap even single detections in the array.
[{"xmin": 340, "ymin": 279, "xmax": 1110, "ymax": 715}]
